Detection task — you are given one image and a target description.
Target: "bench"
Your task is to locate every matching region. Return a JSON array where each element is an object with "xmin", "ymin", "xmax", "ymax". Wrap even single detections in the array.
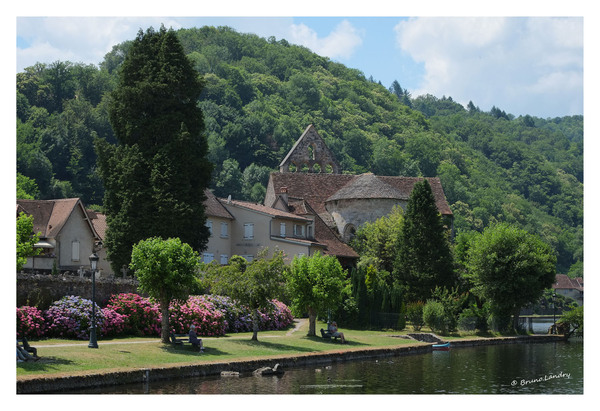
[
  {"xmin": 320, "ymin": 328, "xmax": 340, "ymax": 342},
  {"xmin": 17, "ymin": 337, "xmax": 38, "ymax": 357},
  {"xmin": 170, "ymin": 332, "xmax": 204, "ymax": 351}
]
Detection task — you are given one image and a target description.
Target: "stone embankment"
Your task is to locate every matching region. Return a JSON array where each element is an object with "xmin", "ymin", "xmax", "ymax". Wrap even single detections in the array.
[{"xmin": 17, "ymin": 334, "xmax": 565, "ymax": 394}]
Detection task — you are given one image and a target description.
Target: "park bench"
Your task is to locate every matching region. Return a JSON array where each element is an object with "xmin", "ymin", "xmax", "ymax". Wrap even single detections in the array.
[
  {"xmin": 169, "ymin": 332, "xmax": 203, "ymax": 351},
  {"xmin": 17, "ymin": 337, "xmax": 38, "ymax": 357},
  {"xmin": 320, "ymin": 328, "xmax": 340, "ymax": 342}
]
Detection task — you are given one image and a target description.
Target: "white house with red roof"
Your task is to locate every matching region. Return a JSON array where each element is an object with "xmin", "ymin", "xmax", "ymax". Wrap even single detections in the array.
[{"xmin": 552, "ymin": 274, "xmax": 583, "ymax": 306}]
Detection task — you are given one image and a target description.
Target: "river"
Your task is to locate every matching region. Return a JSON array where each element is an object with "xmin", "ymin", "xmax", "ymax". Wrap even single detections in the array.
[{"xmin": 65, "ymin": 340, "xmax": 583, "ymax": 394}]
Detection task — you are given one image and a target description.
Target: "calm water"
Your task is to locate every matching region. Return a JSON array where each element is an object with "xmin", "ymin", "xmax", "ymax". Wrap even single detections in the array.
[{"xmin": 66, "ymin": 340, "xmax": 583, "ymax": 394}]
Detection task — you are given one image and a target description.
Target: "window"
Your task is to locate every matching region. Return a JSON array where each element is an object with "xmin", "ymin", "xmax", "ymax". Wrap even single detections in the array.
[
  {"xmin": 280, "ymin": 222, "xmax": 286, "ymax": 237},
  {"xmin": 220, "ymin": 254, "xmax": 229, "ymax": 265},
  {"xmin": 71, "ymin": 241, "xmax": 80, "ymax": 262},
  {"xmin": 203, "ymin": 253, "xmax": 214, "ymax": 264},
  {"xmin": 244, "ymin": 223, "xmax": 254, "ymax": 239},
  {"xmin": 220, "ymin": 222, "xmax": 228, "ymax": 238},
  {"xmin": 294, "ymin": 224, "xmax": 305, "ymax": 237},
  {"xmin": 206, "ymin": 220, "xmax": 213, "ymax": 236},
  {"xmin": 307, "ymin": 223, "xmax": 313, "ymax": 239},
  {"xmin": 241, "ymin": 255, "xmax": 254, "ymax": 262}
]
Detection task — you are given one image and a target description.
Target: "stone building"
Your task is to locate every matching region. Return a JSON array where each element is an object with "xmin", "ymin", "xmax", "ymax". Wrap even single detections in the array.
[{"xmin": 265, "ymin": 125, "xmax": 453, "ymax": 260}]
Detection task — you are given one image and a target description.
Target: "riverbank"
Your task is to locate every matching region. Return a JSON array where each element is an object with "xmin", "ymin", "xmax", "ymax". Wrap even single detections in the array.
[{"xmin": 17, "ymin": 333, "xmax": 565, "ymax": 394}]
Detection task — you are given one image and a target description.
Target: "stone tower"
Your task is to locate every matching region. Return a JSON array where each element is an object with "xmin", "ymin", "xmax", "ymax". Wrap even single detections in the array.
[{"xmin": 279, "ymin": 125, "xmax": 341, "ymax": 174}]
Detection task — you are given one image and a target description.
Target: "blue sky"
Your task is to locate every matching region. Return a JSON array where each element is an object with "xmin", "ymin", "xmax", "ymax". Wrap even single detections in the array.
[{"xmin": 10, "ymin": 3, "xmax": 591, "ymax": 119}]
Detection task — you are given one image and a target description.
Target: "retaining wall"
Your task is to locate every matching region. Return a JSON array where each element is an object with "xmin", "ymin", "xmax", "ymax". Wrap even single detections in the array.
[{"xmin": 17, "ymin": 273, "xmax": 141, "ymax": 309}]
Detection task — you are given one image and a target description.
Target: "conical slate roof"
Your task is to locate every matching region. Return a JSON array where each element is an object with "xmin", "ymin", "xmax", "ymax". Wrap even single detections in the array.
[{"xmin": 325, "ymin": 173, "xmax": 405, "ymax": 202}]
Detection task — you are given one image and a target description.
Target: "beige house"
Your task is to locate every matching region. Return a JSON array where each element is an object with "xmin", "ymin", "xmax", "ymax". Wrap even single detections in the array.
[
  {"xmin": 17, "ymin": 198, "xmax": 101, "ymax": 273},
  {"xmin": 204, "ymin": 190, "xmax": 328, "ymax": 264}
]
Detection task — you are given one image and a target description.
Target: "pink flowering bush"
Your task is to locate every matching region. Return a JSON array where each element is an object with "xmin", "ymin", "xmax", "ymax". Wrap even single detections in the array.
[
  {"xmin": 105, "ymin": 293, "xmax": 160, "ymax": 336},
  {"xmin": 169, "ymin": 296, "xmax": 226, "ymax": 336},
  {"xmin": 17, "ymin": 306, "xmax": 45, "ymax": 339},
  {"xmin": 261, "ymin": 299, "xmax": 294, "ymax": 330},
  {"xmin": 44, "ymin": 295, "xmax": 105, "ymax": 339},
  {"xmin": 100, "ymin": 308, "xmax": 128, "ymax": 337}
]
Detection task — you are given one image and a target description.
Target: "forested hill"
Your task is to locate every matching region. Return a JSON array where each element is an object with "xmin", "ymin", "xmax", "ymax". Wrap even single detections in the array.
[{"xmin": 16, "ymin": 25, "xmax": 583, "ymax": 275}]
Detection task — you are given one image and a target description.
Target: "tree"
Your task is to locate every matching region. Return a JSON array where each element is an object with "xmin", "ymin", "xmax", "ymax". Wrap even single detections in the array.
[
  {"xmin": 96, "ymin": 26, "xmax": 213, "ymax": 273},
  {"xmin": 205, "ymin": 251, "xmax": 286, "ymax": 341},
  {"xmin": 351, "ymin": 205, "xmax": 404, "ymax": 274},
  {"xmin": 465, "ymin": 223, "xmax": 556, "ymax": 332},
  {"xmin": 394, "ymin": 179, "xmax": 455, "ymax": 301},
  {"xmin": 285, "ymin": 253, "xmax": 349, "ymax": 336},
  {"xmin": 130, "ymin": 237, "xmax": 199, "ymax": 343},
  {"xmin": 17, "ymin": 212, "xmax": 41, "ymax": 271}
]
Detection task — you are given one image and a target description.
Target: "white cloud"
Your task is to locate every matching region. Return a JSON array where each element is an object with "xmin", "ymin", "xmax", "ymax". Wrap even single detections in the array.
[
  {"xmin": 394, "ymin": 17, "xmax": 583, "ymax": 117},
  {"xmin": 17, "ymin": 17, "xmax": 181, "ymax": 70},
  {"xmin": 289, "ymin": 20, "xmax": 364, "ymax": 60}
]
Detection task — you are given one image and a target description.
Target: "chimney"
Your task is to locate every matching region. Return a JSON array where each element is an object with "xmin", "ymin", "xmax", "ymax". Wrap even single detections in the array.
[{"xmin": 280, "ymin": 187, "xmax": 288, "ymax": 204}]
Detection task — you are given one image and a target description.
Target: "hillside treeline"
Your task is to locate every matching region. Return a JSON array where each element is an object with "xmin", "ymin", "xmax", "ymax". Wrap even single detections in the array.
[{"xmin": 16, "ymin": 25, "xmax": 583, "ymax": 276}]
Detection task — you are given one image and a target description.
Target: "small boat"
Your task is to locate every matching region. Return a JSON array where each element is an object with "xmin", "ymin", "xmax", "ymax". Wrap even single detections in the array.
[{"xmin": 432, "ymin": 342, "xmax": 450, "ymax": 350}]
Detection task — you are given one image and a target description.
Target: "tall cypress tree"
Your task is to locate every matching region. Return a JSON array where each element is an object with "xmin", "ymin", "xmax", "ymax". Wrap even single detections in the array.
[
  {"xmin": 394, "ymin": 179, "xmax": 455, "ymax": 301},
  {"xmin": 96, "ymin": 26, "xmax": 213, "ymax": 274}
]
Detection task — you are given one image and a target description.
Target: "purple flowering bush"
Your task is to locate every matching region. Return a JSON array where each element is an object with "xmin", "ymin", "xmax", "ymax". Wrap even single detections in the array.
[
  {"xmin": 17, "ymin": 306, "xmax": 45, "ymax": 339},
  {"xmin": 202, "ymin": 295, "xmax": 293, "ymax": 333},
  {"xmin": 105, "ymin": 293, "xmax": 161, "ymax": 336},
  {"xmin": 44, "ymin": 295, "xmax": 105, "ymax": 339},
  {"xmin": 169, "ymin": 296, "xmax": 226, "ymax": 336}
]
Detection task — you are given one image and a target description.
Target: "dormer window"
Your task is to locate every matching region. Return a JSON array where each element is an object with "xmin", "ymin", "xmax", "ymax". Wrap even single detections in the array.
[{"xmin": 294, "ymin": 224, "xmax": 305, "ymax": 237}]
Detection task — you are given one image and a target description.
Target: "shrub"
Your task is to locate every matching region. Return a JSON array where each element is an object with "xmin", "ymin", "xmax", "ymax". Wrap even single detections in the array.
[
  {"xmin": 406, "ymin": 301, "xmax": 425, "ymax": 331},
  {"xmin": 423, "ymin": 300, "xmax": 448, "ymax": 334},
  {"xmin": 17, "ymin": 306, "xmax": 45, "ymax": 339},
  {"xmin": 169, "ymin": 296, "xmax": 227, "ymax": 336},
  {"xmin": 44, "ymin": 295, "xmax": 105, "ymax": 339},
  {"xmin": 100, "ymin": 308, "xmax": 128, "ymax": 337},
  {"xmin": 105, "ymin": 293, "xmax": 161, "ymax": 336},
  {"xmin": 260, "ymin": 299, "xmax": 294, "ymax": 330},
  {"xmin": 202, "ymin": 294, "xmax": 253, "ymax": 333},
  {"xmin": 458, "ymin": 304, "xmax": 489, "ymax": 332}
]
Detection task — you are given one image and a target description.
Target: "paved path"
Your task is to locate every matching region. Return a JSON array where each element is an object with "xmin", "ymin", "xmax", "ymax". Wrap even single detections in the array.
[{"xmin": 35, "ymin": 318, "xmax": 308, "ymax": 348}]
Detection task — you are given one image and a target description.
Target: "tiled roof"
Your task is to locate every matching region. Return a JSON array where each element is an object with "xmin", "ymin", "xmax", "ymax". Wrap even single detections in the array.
[
  {"xmin": 17, "ymin": 198, "xmax": 88, "ymax": 238},
  {"xmin": 86, "ymin": 210, "xmax": 107, "ymax": 241},
  {"xmin": 204, "ymin": 189, "xmax": 234, "ymax": 219},
  {"xmin": 269, "ymin": 173, "xmax": 453, "ymax": 216},
  {"xmin": 552, "ymin": 274, "xmax": 584, "ymax": 291},
  {"xmin": 326, "ymin": 173, "xmax": 404, "ymax": 202},
  {"xmin": 220, "ymin": 198, "xmax": 312, "ymax": 222}
]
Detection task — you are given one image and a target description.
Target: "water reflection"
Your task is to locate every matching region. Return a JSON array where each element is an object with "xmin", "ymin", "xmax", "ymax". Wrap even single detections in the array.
[{"xmin": 64, "ymin": 341, "xmax": 583, "ymax": 395}]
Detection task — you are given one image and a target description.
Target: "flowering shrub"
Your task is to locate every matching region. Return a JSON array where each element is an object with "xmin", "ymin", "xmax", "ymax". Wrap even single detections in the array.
[
  {"xmin": 169, "ymin": 296, "xmax": 226, "ymax": 336},
  {"xmin": 202, "ymin": 295, "xmax": 293, "ymax": 333},
  {"xmin": 17, "ymin": 293, "xmax": 294, "ymax": 340},
  {"xmin": 44, "ymin": 295, "xmax": 105, "ymax": 339},
  {"xmin": 261, "ymin": 299, "xmax": 294, "ymax": 330},
  {"xmin": 100, "ymin": 308, "xmax": 128, "ymax": 337},
  {"xmin": 17, "ymin": 306, "xmax": 45, "ymax": 339},
  {"xmin": 202, "ymin": 295, "xmax": 253, "ymax": 333},
  {"xmin": 105, "ymin": 293, "xmax": 160, "ymax": 336}
]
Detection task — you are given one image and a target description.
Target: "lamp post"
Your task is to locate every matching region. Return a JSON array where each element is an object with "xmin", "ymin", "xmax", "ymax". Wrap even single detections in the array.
[
  {"xmin": 88, "ymin": 253, "xmax": 99, "ymax": 348},
  {"xmin": 552, "ymin": 291, "xmax": 557, "ymax": 335}
]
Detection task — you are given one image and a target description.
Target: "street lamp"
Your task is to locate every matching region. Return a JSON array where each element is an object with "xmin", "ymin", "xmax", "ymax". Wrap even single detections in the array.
[
  {"xmin": 552, "ymin": 291, "xmax": 557, "ymax": 335},
  {"xmin": 88, "ymin": 253, "xmax": 99, "ymax": 348}
]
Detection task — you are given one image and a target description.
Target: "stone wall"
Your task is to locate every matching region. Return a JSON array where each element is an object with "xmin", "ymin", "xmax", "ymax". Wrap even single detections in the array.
[{"xmin": 17, "ymin": 273, "xmax": 142, "ymax": 309}]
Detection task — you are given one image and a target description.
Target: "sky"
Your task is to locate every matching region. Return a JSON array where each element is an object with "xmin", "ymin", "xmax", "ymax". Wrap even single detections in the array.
[{"xmin": 11, "ymin": 2, "xmax": 590, "ymax": 119}]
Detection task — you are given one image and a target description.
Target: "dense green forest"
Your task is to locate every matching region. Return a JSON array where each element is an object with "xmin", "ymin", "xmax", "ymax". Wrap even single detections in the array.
[{"xmin": 16, "ymin": 26, "xmax": 583, "ymax": 276}]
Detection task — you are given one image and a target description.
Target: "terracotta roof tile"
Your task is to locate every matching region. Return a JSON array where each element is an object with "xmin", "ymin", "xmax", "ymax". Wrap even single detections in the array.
[
  {"xmin": 204, "ymin": 189, "xmax": 234, "ymax": 219},
  {"xmin": 553, "ymin": 274, "xmax": 584, "ymax": 291},
  {"xmin": 220, "ymin": 198, "xmax": 311, "ymax": 221}
]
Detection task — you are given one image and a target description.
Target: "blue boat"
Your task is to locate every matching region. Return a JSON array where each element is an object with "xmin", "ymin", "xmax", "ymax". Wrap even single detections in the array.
[{"xmin": 432, "ymin": 342, "xmax": 450, "ymax": 350}]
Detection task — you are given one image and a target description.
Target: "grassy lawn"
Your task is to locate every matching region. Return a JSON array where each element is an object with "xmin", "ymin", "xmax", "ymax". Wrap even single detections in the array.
[
  {"xmin": 16, "ymin": 320, "xmax": 505, "ymax": 379},
  {"xmin": 17, "ymin": 320, "xmax": 417, "ymax": 378}
]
